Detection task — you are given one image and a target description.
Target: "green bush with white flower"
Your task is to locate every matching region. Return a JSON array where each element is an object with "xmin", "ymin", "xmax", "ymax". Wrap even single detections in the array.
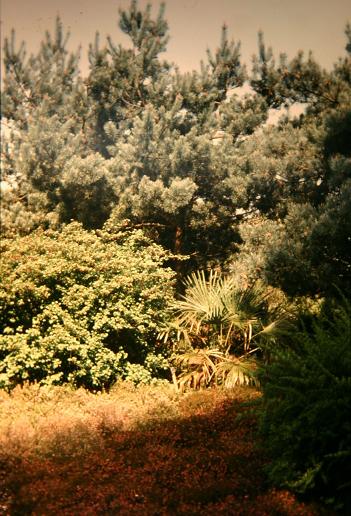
[{"xmin": 0, "ymin": 222, "xmax": 176, "ymax": 390}]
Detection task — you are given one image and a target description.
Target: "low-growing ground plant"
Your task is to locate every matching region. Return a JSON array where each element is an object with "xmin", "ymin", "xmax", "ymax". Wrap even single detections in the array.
[{"xmin": 0, "ymin": 382, "xmax": 320, "ymax": 515}]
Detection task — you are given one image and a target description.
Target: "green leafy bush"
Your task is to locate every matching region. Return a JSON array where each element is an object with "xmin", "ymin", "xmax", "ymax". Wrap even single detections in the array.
[
  {"xmin": 0, "ymin": 223, "xmax": 175, "ymax": 390},
  {"xmin": 258, "ymin": 298, "xmax": 351, "ymax": 511}
]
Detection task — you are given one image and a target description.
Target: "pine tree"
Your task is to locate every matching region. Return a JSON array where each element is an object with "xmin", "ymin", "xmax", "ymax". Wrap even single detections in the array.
[
  {"xmin": 2, "ymin": 17, "xmax": 85, "ymax": 235},
  {"xmin": 103, "ymin": 99, "xmax": 254, "ymax": 272},
  {"xmin": 2, "ymin": 17, "xmax": 86, "ymax": 129},
  {"xmin": 83, "ymin": 2, "xmax": 258, "ymax": 270},
  {"xmin": 3, "ymin": 1, "xmax": 348, "ymax": 292},
  {"xmin": 251, "ymin": 26, "xmax": 351, "ymax": 114},
  {"xmin": 86, "ymin": 1, "xmax": 171, "ymax": 156}
]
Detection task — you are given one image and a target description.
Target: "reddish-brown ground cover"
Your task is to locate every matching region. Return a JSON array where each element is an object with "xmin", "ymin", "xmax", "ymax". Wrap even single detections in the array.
[{"xmin": 0, "ymin": 386, "xmax": 323, "ymax": 515}]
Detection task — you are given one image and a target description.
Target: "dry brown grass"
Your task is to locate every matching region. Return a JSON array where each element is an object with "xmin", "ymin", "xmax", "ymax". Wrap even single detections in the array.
[
  {"xmin": 0, "ymin": 381, "xmax": 182, "ymax": 458},
  {"xmin": 0, "ymin": 383, "xmax": 322, "ymax": 515}
]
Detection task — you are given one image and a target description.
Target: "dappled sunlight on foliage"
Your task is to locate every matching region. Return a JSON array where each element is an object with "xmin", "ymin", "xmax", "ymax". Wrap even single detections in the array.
[
  {"xmin": 1, "ymin": 2, "xmax": 350, "ymax": 513},
  {"xmin": 0, "ymin": 224, "xmax": 175, "ymax": 390}
]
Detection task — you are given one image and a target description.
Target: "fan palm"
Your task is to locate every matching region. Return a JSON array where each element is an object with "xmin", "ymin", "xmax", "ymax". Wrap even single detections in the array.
[
  {"xmin": 169, "ymin": 270, "xmax": 286, "ymax": 354},
  {"xmin": 161, "ymin": 270, "xmax": 290, "ymax": 390},
  {"xmin": 173, "ymin": 348, "xmax": 259, "ymax": 391},
  {"xmin": 174, "ymin": 348, "xmax": 223, "ymax": 391}
]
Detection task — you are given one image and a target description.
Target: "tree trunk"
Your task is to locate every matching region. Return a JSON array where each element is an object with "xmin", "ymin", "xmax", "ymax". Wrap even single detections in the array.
[
  {"xmin": 174, "ymin": 224, "xmax": 184, "ymax": 291},
  {"xmin": 174, "ymin": 225, "xmax": 183, "ymax": 256}
]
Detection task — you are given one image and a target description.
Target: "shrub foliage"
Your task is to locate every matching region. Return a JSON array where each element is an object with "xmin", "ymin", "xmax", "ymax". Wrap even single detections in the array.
[
  {"xmin": 258, "ymin": 298, "xmax": 351, "ymax": 511},
  {"xmin": 0, "ymin": 223, "xmax": 175, "ymax": 390}
]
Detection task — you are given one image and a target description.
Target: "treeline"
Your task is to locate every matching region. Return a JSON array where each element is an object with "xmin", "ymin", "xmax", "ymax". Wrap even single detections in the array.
[
  {"xmin": 1, "ymin": 2, "xmax": 351, "ymax": 511},
  {"xmin": 1, "ymin": 2, "xmax": 350, "ymax": 296}
]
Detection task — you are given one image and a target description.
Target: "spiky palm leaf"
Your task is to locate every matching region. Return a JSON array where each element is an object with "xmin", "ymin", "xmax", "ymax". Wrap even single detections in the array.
[
  {"xmin": 220, "ymin": 283, "xmax": 271, "ymax": 352},
  {"xmin": 252, "ymin": 317, "xmax": 293, "ymax": 343},
  {"xmin": 173, "ymin": 270, "xmax": 235, "ymax": 333},
  {"xmin": 174, "ymin": 348, "xmax": 224, "ymax": 391},
  {"xmin": 173, "ymin": 349, "xmax": 259, "ymax": 390},
  {"xmin": 216, "ymin": 356, "xmax": 259, "ymax": 388},
  {"xmin": 162, "ymin": 270, "xmax": 291, "ymax": 369}
]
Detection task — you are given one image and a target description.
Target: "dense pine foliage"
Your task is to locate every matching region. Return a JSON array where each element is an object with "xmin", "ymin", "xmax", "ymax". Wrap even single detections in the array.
[{"xmin": 1, "ymin": 1, "xmax": 350, "ymax": 511}]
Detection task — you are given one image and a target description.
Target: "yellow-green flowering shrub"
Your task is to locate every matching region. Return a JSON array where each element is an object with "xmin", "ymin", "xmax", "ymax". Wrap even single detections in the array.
[{"xmin": 0, "ymin": 223, "xmax": 176, "ymax": 390}]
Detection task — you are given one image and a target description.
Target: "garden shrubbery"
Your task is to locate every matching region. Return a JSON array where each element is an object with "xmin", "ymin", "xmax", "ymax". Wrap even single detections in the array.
[
  {"xmin": 258, "ymin": 298, "xmax": 351, "ymax": 512},
  {"xmin": 0, "ymin": 223, "xmax": 175, "ymax": 390},
  {"xmin": 1, "ymin": 4, "xmax": 350, "ymax": 511}
]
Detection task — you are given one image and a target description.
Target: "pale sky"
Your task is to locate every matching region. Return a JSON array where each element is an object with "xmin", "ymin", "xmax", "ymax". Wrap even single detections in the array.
[{"xmin": 1, "ymin": 0, "xmax": 351, "ymax": 76}]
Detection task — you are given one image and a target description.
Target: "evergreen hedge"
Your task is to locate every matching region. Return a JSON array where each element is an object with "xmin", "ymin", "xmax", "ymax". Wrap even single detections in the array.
[{"xmin": 258, "ymin": 298, "xmax": 351, "ymax": 512}]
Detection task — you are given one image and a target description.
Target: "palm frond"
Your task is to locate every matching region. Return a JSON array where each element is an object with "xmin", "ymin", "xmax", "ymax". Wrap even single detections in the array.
[
  {"xmin": 174, "ymin": 349, "xmax": 259, "ymax": 390},
  {"xmin": 174, "ymin": 348, "xmax": 224, "ymax": 391},
  {"xmin": 173, "ymin": 270, "xmax": 235, "ymax": 330},
  {"xmin": 216, "ymin": 357, "xmax": 259, "ymax": 388},
  {"xmin": 158, "ymin": 320, "xmax": 193, "ymax": 347},
  {"xmin": 163, "ymin": 269, "xmax": 291, "ymax": 358}
]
